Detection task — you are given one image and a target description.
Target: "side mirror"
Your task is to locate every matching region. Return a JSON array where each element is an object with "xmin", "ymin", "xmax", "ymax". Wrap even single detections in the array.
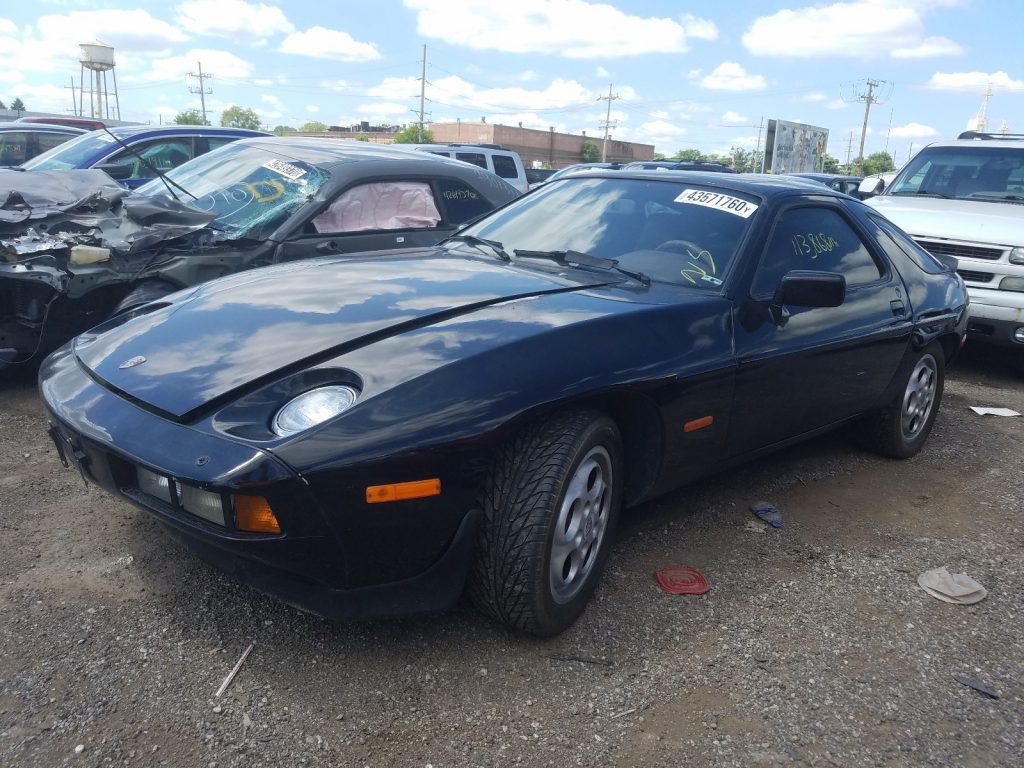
[
  {"xmin": 857, "ymin": 176, "xmax": 885, "ymax": 199},
  {"xmin": 95, "ymin": 162, "xmax": 132, "ymax": 180},
  {"xmin": 769, "ymin": 270, "xmax": 846, "ymax": 325}
]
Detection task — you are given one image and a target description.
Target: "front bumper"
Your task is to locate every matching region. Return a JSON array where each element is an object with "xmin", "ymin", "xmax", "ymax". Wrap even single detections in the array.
[
  {"xmin": 40, "ymin": 346, "xmax": 478, "ymax": 619},
  {"xmin": 965, "ymin": 289, "xmax": 1024, "ymax": 347}
]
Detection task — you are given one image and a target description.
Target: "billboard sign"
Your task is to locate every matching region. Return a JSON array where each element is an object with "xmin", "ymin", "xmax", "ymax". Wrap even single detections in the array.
[{"xmin": 763, "ymin": 119, "xmax": 829, "ymax": 174}]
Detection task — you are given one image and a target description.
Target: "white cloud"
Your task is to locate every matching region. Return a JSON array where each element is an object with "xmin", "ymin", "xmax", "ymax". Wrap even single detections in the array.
[
  {"xmin": 889, "ymin": 122, "xmax": 938, "ymax": 138},
  {"xmin": 320, "ymin": 80, "xmax": 349, "ymax": 92},
  {"xmin": 404, "ymin": 0, "xmax": 716, "ymax": 58},
  {"xmin": 595, "ymin": 66, "xmax": 610, "ymax": 78},
  {"xmin": 892, "ymin": 35, "xmax": 963, "ymax": 58},
  {"xmin": 253, "ymin": 78, "xmax": 273, "ymax": 87},
  {"xmin": 827, "ymin": 99, "xmax": 848, "ymax": 110},
  {"xmin": 720, "ymin": 110, "xmax": 749, "ymax": 124},
  {"xmin": 128, "ymin": 48, "xmax": 253, "ymax": 83},
  {"xmin": 638, "ymin": 120, "xmax": 685, "ymax": 136},
  {"xmin": 176, "ymin": 1, "xmax": 294, "ymax": 43},
  {"xmin": 925, "ymin": 70, "xmax": 1024, "ymax": 92},
  {"xmin": 261, "ymin": 94, "xmax": 285, "ymax": 109},
  {"xmin": 305, "ymin": 104, "xmax": 319, "ymax": 113},
  {"xmin": 743, "ymin": 1, "xmax": 963, "ymax": 60},
  {"xmin": 279, "ymin": 26, "xmax": 381, "ymax": 62},
  {"xmin": 679, "ymin": 13, "xmax": 718, "ymax": 41},
  {"xmin": 796, "ymin": 91, "xmax": 827, "ymax": 103},
  {"xmin": 0, "ymin": 18, "xmax": 16, "ymax": 36},
  {"xmin": 372, "ymin": 74, "xmax": 612, "ymax": 114},
  {"xmin": 650, "ymin": 110, "xmax": 670, "ymax": 120},
  {"xmin": 700, "ymin": 62, "xmax": 766, "ymax": 91},
  {"xmin": 515, "ymin": 70, "xmax": 540, "ymax": 82}
]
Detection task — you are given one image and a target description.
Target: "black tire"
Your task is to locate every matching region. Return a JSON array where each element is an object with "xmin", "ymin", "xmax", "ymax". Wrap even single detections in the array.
[
  {"xmin": 857, "ymin": 342, "xmax": 945, "ymax": 459},
  {"xmin": 470, "ymin": 409, "xmax": 624, "ymax": 636},
  {"xmin": 111, "ymin": 279, "xmax": 179, "ymax": 316}
]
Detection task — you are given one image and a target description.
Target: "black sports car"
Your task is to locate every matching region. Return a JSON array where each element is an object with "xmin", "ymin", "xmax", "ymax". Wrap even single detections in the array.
[
  {"xmin": 40, "ymin": 171, "xmax": 968, "ymax": 635},
  {"xmin": 0, "ymin": 138, "xmax": 518, "ymax": 368}
]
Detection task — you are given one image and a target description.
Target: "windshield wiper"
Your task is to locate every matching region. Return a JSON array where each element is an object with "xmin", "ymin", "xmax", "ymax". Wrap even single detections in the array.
[
  {"xmin": 100, "ymin": 127, "xmax": 197, "ymax": 202},
  {"xmin": 513, "ymin": 249, "xmax": 649, "ymax": 285},
  {"xmin": 893, "ymin": 188, "xmax": 953, "ymax": 199},
  {"xmin": 445, "ymin": 234, "xmax": 511, "ymax": 261},
  {"xmin": 961, "ymin": 193, "xmax": 1024, "ymax": 204}
]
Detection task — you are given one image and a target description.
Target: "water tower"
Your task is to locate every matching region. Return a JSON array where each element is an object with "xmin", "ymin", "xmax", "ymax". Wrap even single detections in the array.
[{"xmin": 79, "ymin": 40, "xmax": 121, "ymax": 120}]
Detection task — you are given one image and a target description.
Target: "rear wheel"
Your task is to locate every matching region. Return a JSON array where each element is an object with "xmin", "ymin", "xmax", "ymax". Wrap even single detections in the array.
[
  {"xmin": 857, "ymin": 343, "xmax": 945, "ymax": 458},
  {"xmin": 470, "ymin": 409, "xmax": 623, "ymax": 636}
]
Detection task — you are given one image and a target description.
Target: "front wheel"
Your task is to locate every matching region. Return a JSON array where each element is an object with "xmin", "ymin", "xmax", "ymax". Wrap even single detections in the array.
[
  {"xmin": 857, "ymin": 343, "xmax": 945, "ymax": 459},
  {"xmin": 470, "ymin": 409, "xmax": 624, "ymax": 636}
]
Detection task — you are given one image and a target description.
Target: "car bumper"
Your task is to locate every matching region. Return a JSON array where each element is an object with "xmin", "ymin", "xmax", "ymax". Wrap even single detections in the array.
[
  {"xmin": 965, "ymin": 289, "xmax": 1024, "ymax": 347},
  {"xmin": 39, "ymin": 345, "xmax": 478, "ymax": 620}
]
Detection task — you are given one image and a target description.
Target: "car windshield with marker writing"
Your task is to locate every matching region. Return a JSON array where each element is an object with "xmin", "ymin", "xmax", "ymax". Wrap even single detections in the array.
[
  {"xmin": 460, "ymin": 176, "xmax": 759, "ymax": 288},
  {"xmin": 136, "ymin": 142, "xmax": 330, "ymax": 239}
]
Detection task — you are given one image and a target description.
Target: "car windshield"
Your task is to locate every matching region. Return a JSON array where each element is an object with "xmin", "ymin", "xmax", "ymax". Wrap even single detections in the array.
[
  {"xmin": 136, "ymin": 142, "xmax": 330, "ymax": 239},
  {"xmin": 20, "ymin": 130, "xmax": 119, "ymax": 170},
  {"xmin": 461, "ymin": 177, "xmax": 758, "ymax": 289},
  {"xmin": 888, "ymin": 145, "xmax": 1024, "ymax": 202}
]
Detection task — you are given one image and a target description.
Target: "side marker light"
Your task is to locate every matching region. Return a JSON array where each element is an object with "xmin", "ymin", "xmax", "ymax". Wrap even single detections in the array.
[
  {"xmin": 234, "ymin": 495, "xmax": 281, "ymax": 534},
  {"xmin": 366, "ymin": 478, "xmax": 442, "ymax": 504},
  {"xmin": 684, "ymin": 415, "xmax": 714, "ymax": 433}
]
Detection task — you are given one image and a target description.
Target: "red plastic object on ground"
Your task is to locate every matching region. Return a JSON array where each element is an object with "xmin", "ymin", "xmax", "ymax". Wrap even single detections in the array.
[{"xmin": 654, "ymin": 566, "xmax": 710, "ymax": 595}]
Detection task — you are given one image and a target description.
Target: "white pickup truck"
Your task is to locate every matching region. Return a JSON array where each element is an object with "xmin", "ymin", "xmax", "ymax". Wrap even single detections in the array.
[{"xmin": 863, "ymin": 132, "xmax": 1024, "ymax": 373}]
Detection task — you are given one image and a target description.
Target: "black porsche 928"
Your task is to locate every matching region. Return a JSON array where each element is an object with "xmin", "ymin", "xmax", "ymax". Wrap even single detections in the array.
[{"xmin": 40, "ymin": 171, "xmax": 968, "ymax": 636}]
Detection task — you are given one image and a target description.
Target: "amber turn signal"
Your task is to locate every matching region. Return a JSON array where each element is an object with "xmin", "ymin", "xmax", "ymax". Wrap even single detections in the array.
[
  {"xmin": 234, "ymin": 495, "xmax": 281, "ymax": 534},
  {"xmin": 684, "ymin": 415, "xmax": 714, "ymax": 433},
  {"xmin": 366, "ymin": 478, "xmax": 441, "ymax": 504}
]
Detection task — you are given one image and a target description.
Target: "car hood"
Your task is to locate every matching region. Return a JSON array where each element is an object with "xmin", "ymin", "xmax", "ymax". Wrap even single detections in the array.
[
  {"xmin": 867, "ymin": 195, "xmax": 1024, "ymax": 246},
  {"xmin": 74, "ymin": 250, "xmax": 616, "ymax": 419}
]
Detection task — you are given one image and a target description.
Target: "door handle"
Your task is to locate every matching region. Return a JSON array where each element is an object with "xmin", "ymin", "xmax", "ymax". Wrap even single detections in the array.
[
  {"xmin": 890, "ymin": 299, "xmax": 906, "ymax": 317},
  {"xmin": 316, "ymin": 240, "xmax": 340, "ymax": 254}
]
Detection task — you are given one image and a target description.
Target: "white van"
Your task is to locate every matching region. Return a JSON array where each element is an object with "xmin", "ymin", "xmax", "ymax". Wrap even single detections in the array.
[{"xmin": 407, "ymin": 143, "xmax": 529, "ymax": 195}]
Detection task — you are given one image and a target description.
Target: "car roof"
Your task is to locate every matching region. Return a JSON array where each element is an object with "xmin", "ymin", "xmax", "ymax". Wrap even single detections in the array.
[
  {"xmin": 97, "ymin": 125, "xmax": 269, "ymax": 139},
  {"xmin": 921, "ymin": 138, "xmax": 1024, "ymax": 150},
  {"xmin": 790, "ymin": 172, "xmax": 864, "ymax": 182},
  {"xmin": 223, "ymin": 135, "xmax": 498, "ymax": 164},
  {"xmin": 0, "ymin": 121, "xmax": 87, "ymax": 134},
  {"xmin": 555, "ymin": 169, "xmax": 844, "ymax": 198}
]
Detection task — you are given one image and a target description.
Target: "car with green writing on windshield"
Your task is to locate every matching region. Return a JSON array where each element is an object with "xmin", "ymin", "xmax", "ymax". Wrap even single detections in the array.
[{"xmin": 0, "ymin": 137, "xmax": 519, "ymax": 368}]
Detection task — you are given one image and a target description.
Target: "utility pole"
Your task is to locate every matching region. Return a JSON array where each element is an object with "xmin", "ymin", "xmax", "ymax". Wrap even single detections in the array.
[
  {"xmin": 855, "ymin": 78, "xmax": 885, "ymax": 174},
  {"xmin": 418, "ymin": 44, "xmax": 427, "ymax": 142},
  {"xmin": 975, "ymin": 83, "xmax": 993, "ymax": 132},
  {"xmin": 845, "ymin": 131, "xmax": 854, "ymax": 168},
  {"xmin": 597, "ymin": 84, "xmax": 619, "ymax": 162},
  {"xmin": 188, "ymin": 62, "xmax": 214, "ymax": 125},
  {"xmin": 754, "ymin": 117, "xmax": 764, "ymax": 172},
  {"xmin": 66, "ymin": 77, "xmax": 77, "ymax": 116}
]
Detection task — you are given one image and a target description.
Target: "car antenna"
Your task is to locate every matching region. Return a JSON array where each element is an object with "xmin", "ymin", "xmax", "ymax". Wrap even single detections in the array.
[{"xmin": 99, "ymin": 126, "xmax": 197, "ymax": 201}]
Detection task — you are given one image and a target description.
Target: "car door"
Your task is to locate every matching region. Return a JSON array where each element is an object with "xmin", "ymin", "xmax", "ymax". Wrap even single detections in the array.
[
  {"xmin": 274, "ymin": 177, "xmax": 462, "ymax": 261},
  {"xmin": 730, "ymin": 201, "xmax": 912, "ymax": 452}
]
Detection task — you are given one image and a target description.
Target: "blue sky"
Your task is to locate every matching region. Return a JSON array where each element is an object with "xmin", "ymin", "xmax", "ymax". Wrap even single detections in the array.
[{"xmin": 1, "ymin": 0, "xmax": 1020, "ymax": 163}]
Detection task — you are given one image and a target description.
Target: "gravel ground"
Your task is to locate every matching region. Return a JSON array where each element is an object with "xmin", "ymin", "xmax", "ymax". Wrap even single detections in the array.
[{"xmin": 1, "ymin": 345, "xmax": 1021, "ymax": 767}]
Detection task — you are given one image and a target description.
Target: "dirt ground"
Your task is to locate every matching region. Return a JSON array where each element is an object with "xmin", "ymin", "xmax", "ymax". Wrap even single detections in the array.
[{"xmin": 1, "ymin": 345, "xmax": 1021, "ymax": 768}]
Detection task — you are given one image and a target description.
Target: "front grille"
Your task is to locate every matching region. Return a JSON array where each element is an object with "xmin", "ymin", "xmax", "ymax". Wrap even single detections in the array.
[
  {"xmin": 916, "ymin": 239, "xmax": 1004, "ymax": 261},
  {"xmin": 957, "ymin": 269, "xmax": 995, "ymax": 283}
]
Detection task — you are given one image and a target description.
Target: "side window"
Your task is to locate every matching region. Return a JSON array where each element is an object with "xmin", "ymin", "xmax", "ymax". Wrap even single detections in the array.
[
  {"xmin": 436, "ymin": 178, "xmax": 494, "ymax": 225},
  {"xmin": 455, "ymin": 152, "xmax": 487, "ymax": 169},
  {"xmin": 311, "ymin": 180, "xmax": 441, "ymax": 233},
  {"xmin": 868, "ymin": 215, "xmax": 947, "ymax": 274},
  {"xmin": 492, "ymin": 154, "xmax": 519, "ymax": 180},
  {"xmin": 753, "ymin": 206, "xmax": 883, "ymax": 297},
  {"xmin": 37, "ymin": 133, "xmax": 74, "ymax": 154},
  {"xmin": 0, "ymin": 132, "xmax": 29, "ymax": 165},
  {"xmin": 109, "ymin": 139, "xmax": 194, "ymax": 179}
]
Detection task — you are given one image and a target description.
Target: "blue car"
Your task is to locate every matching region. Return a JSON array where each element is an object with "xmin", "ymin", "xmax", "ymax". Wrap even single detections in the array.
[{"xmin": 20, "ymin": 125, "xmax": 267, "ymax": 188}]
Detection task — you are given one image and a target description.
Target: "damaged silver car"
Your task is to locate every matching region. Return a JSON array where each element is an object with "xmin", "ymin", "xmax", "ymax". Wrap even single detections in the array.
[{"xmin": 0, "ymin": 137, "xmax": 519, "ymax": 367}]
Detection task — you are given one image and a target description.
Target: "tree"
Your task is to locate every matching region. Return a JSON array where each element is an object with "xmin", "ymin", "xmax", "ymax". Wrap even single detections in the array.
[
  {"xmin": 356, "ymin": 133, "xmax": 370, "ymax": 142},
  {"xmin": 299, "ymin": 120, "xmax": 328, "ymax": 132},
  {"xmin": 393, "ymin": 124, "xmax": 434, "ymax": 143},
  {"xmin": 861, "ymin": 151, "xmax": 895, "ymax": 176},
  {"xmin": 580, "ymin": 139, "xmax": 600, "ymax": 162},
  {"xmin": 652, "ymin": 151, "xmax": 666, "ymax": 160},
  {"xmin": 273, "ymin": 125, "xmax": 297, "ymax": 136},
  {"xmin": 822, "ymin": 154, "xmax": 840, "ymax": 174},
  {"xmin": 0, "ymin": 99, "xmax": 6, "ymax": 110},
  {"xmin": 174, "ymin": 109, "xmax": 204, "ymax": 125},
  {"xmin": 220, "ymin": 105, "xmax": 261, "ymax": 130},
  {"xmin": 671, "ymin": 148, "xmax": 705, "ymax": 162},
  {"xmin": 10, "ymin": 97, "xmax": 24, "ymax": 113}
]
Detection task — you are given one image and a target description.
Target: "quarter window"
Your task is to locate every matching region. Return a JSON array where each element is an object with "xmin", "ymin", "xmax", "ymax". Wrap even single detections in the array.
[
  {"xmin": 492, "ymin": 154, "xmax": 519, "ymax": 180},
  {"xmin": 753, "ymin": 206, "xmax": 883, "ymax": 296},
  {"xmin": 436, "ymin": 178, "xmax": 493, "ymax": 224}
]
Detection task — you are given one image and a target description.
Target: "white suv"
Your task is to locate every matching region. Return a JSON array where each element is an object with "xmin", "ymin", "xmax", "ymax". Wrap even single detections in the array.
[
  {"xmin": 865, "ymin": 132, "xmax": 1024, "ymax": 370},
  {"xmin": 407, "ymin": 143, "xmax": 528, "ymax": 195}
]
